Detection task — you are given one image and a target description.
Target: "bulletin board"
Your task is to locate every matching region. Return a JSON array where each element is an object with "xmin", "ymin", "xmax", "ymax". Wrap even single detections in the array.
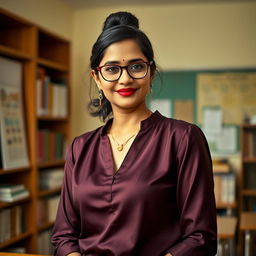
[
  {"xmin": 197, "ymin": 73, "xmax": 256, "ymax": 125},
  {"xmin": 150, "ymin": 69, "xmax": 256, "ymax": 155},
  {"xmin": 151, "ymin": 69, "xmax": 256, "ymax": 124}
]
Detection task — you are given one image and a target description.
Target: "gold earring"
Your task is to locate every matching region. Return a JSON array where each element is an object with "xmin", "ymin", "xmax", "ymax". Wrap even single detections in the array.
[{"xmin": 98, "ymin": 90, "xmax": 103, "ymax": 106}]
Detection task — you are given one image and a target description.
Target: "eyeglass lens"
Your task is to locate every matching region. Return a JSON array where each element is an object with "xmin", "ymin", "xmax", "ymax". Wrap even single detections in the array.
[{"xmin": 100, "ymin": 62, "xmax": 148, "ymax": 81}]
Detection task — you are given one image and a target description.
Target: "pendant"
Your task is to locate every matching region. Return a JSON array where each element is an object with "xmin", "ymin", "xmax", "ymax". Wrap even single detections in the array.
[{"xmin": 117, "ymin": 144, "xmax": 123, "ymax": 151}]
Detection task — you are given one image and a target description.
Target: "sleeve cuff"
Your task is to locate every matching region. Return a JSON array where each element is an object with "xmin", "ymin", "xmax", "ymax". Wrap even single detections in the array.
[{"xmin": 54, "ymin": 242, "xmax": 80, "ymax": 256}]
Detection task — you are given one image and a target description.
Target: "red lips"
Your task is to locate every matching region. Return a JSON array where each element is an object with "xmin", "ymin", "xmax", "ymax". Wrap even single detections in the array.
[{"xmin": 116, "ymin": 88, "xmax": 137, "ymax": 97}]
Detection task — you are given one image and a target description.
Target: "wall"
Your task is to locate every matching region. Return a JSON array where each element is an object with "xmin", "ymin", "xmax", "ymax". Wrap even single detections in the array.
[{"xmin": 72, "ymin": 1, "xmax": 256, "ymax": 136}]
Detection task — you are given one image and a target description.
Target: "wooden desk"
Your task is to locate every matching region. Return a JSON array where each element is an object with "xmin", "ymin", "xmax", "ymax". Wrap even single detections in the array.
[
  {"xmin": 0, "ymin": 253, "xmax": 49, "ymax": 256},
  {"xmin": 240, "ymin": 212, "xmax": 256, "ymax": 256}
]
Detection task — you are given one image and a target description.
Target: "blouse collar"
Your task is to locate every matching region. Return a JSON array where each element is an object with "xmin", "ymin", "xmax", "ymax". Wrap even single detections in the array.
[{"xmin": 100, "ymin": 110, "xmax": 162, "ymax": 136}]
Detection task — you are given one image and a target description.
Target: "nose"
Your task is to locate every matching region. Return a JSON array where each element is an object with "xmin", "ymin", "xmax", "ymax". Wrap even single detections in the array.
[{"xmin": 118, "ymin": 67, "xmax": 133, "ymax": 83}]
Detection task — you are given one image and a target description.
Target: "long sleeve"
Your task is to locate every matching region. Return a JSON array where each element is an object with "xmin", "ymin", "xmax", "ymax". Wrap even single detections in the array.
[
  {"xmin": 51, "ymin": 139, "xmax": 81, "ymax": 256},
  {"xmin": 167, "ymin": 125, "xmax": 217, "ymax": 256}
]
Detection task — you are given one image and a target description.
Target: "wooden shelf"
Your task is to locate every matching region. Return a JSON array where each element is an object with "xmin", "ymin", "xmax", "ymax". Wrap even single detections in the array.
[
  {"xmin": 242, "ymin": 189, "xmax": 256, "ymax": 196},
  {"xmin": 37, "ymin": 160, "xmax": 65, "ymax": 168},
  {"xmin": 0, "ymin": 8, "xmax": 70, "ymax": 253},
  {"xmin": 38, "ymin": 221, "xmax": 55, "ymax": 232},
  {"xmin": 242, "ymin": 124, "xmax": 256, "ymax": 129},
  {"xmin": 0, "ymin": 45, "xmax": 33, "ymax": 60},
  {"xmin": 0, "ymin": 8, "xmax": 71, "ymax": 253},
  {"xmin": 0, "ymin": 231, "xmax": 32, "ymax": 250},
  {"xmin": 37, "ymin": 57, "xmax": 69, "ymax": 72},
  {"xmin": 0, "ymin": 196, "xmax": 31, "ymax": 209},
  {"xmin": 0, "ymin": 167, "xmax": 30, "ymax": 175},
  {"xmin": 242, "ymin": 157, "xmax": 256, "ymax": 163},
  {"xmin": 216, "ymin": 202, "xmax": 238, "ymax": 208},
  {"xmin": 38, "ymin": 187, "xmax": 61, "ymax": 198},
  {"xmin": 37, "ymin": 115, "xmax": 68, "ymax": 121}
]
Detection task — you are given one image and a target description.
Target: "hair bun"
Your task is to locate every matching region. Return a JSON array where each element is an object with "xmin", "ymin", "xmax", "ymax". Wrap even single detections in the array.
[{"xmin": 103, "ymin": 11, "xmax": 139, "ymax": 31}]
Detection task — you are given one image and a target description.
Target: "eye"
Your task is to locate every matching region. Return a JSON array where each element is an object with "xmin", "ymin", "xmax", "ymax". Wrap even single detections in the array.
[
  {"xmin": 103, "ymin": 65, "xmax": 120, "ymax": 74},
  {"xmin": 129, "ymin": 63, "xmax": 146, "ymax": 72}
]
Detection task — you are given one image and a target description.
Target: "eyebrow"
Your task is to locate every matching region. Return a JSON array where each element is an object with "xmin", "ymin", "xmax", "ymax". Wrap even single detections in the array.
[{"xmin": 103, "ymin": 58, "xmax": 146, "ymax": 66}]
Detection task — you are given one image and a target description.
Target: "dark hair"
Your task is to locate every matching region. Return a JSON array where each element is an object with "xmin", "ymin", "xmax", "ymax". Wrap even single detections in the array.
[{"xmin": 88, "ymin": 11, "xmax": 157, "ymax": 122}]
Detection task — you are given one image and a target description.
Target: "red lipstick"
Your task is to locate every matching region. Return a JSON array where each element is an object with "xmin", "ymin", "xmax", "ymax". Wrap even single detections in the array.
[{"xmin": 116, "ymin": 88, "xmax": 137, "ymax": 97}]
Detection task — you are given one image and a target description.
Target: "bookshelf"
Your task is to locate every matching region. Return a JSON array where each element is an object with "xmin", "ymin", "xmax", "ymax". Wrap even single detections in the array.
[
  {"xmin": 240, "ymin": 124, "xmax": 256, "ymax": 211},
  {"xmin": 0, "ymin": 8, "xmax": 71, "ymax": 254},
  {"xmin": 239, "ymin": 124, "xmax": 256, "ymax": 254},
  {"xmin": 213, "ymin": 160, "xmax": 237, "ymax": 214},
  {"xmin": 213, "ymin": 159, "xmax": 238, "ymax": 255}
]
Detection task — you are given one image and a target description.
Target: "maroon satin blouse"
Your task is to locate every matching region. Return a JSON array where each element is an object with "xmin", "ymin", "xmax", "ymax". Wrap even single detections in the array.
[{"xmin": 51, "ymin": 111, "xmax": 217, "ymax": 256}]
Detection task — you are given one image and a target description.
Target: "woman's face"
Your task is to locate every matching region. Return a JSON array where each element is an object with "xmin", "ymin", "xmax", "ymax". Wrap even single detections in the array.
[{"xmin": 92, "ymin": 39, "xmax": 153, "ymax": 112}]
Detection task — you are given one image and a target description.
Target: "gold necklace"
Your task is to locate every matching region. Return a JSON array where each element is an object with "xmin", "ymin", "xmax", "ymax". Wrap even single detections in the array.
[{"xmin": 110, "ymin": 133, "xmax": 136, "ymax": 151}]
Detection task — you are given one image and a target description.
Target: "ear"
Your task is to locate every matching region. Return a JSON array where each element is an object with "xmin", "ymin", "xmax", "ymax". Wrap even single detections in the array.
[{"xmin": 91, "ymin": 70, "xmax": 102, "ymax": 90}]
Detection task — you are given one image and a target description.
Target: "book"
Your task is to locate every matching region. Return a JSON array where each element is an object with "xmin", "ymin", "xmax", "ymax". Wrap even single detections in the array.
[
  {"xmin": 37, "ymin": 229, "xmax": 54, "ymax": 254},
  {"xmin": 39, "ymin": 168, "xmax": 64, "ymax": 189},
  {"xmin": 5, "ymin": 247, "xmax": 26, "ymax": 253},
  {"xmin": 47, "ymin": 195, "xmax": 60, "ymax": 222},
  {"xmin": 214, "ymin": 172, "xmax": 236, "ymax": 205},
  {"xmin": 0, "ymin": 189, "xmax": 29, "ymax": 202},
  {"xmin": 37, "ymin": 130, "xmax": 66, "ymax": 162},
  {"xmin": 36, "ymin": 67, "xmax": 68, "ymax": 118},
  {"xmin": 0, "ymin": 184, "xmax": 25, "ymax": 193},
  {"xmin": 0, "ymin": 205, "xmax": 24, "ymax": 243}
]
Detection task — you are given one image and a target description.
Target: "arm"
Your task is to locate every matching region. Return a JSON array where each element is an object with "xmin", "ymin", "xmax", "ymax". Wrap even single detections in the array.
[
  {"xmin": 166, "ymin": 125, "xmax": 217, "ymax": 256},
  {"xmin": 51, "ymin": 140, "xmax": 81, "ymax": 256}
]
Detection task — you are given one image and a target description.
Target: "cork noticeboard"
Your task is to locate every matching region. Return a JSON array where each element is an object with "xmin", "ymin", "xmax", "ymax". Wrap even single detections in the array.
[{"xmin": 197, "ymin": 73, "xmax": 256, "ymax": 125}]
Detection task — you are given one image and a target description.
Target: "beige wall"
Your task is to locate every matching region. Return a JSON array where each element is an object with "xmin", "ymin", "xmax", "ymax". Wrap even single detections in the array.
[{"xmin": 72, "ymin": 2, "xmax": 256, "ymax": 136}]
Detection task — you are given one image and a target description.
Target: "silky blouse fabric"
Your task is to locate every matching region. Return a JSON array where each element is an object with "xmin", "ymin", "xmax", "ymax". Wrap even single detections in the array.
[{"xmin": 51, "ymin": 111, "xmax": 217, "ymax": 256}]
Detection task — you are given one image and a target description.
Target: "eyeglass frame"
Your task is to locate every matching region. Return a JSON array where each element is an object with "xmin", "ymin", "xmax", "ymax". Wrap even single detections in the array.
[{"xmin": 95, "ymin": 61, "xmax": 154, "ymax": 82}]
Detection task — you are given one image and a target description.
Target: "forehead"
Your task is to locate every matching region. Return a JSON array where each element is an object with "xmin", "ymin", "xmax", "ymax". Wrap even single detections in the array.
[{"xmin": 100, "ymin": 39, "xmax": 147, "ymax": 65}]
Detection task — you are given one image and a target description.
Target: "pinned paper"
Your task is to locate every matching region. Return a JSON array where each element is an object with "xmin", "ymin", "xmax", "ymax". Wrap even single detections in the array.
[
  {"xmin": 203, "ymin": 107, "xmax": 223, "ymax": 134},
  {"xmin": 150, "ymin": 99, "xmax": 171, "ymax": 118},
  {"xmin": 174, "ymin": 100, "xmax": 193, "ymax": 123}
]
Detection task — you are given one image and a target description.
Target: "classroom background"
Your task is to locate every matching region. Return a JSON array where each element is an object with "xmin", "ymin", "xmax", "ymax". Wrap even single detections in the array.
[{"xmin": 0, "ymin": 0, "xmax": 256, "ymax": 255}]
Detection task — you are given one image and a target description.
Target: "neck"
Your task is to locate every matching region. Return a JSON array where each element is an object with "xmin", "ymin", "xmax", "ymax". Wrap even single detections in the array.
[{"xmin": 109, "ymin": 105, "xmax": 152, "ymax": 135}]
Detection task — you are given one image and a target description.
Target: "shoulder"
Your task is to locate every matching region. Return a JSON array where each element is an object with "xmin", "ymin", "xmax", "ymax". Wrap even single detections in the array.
[
  {"xmin": 67, "ymin": 125, "xmax": 104, "ymax": 163},
  {"xmin": 156, "ymin": 112, "xmax": 199, "ymax": 136},
  {"xmin": 74, "ymin": 125, "xmax": 103, "ymax": 146},
  {"xmin": 155, "ymin": 112, "xmax": 206, "ymax": 147}
]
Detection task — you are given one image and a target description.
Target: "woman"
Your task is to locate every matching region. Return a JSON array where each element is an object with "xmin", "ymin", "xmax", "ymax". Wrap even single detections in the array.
[{"xmin": 51, "ymin": 11, "xmax": 217, "ymax": 256}]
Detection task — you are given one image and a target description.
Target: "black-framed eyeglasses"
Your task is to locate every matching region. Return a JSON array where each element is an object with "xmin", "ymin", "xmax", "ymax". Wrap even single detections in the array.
[{"xmin": 96, "ymin": 61, "xmax": 153, "ymax": 82}]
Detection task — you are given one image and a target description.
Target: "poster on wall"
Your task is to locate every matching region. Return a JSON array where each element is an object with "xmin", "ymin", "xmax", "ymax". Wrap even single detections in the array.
[{"xmin": 0, "ymin": 57, "xmax": 29, "ymax": 170}]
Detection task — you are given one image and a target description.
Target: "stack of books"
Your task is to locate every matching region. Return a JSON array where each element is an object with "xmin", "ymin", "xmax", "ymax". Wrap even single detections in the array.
[
  {"xmin": 39, "ymin": 168, "xmax": 64, "ymax": 190},
  {"xmin": 0, "ymin": 184, "xmax": 29, "ymax": 202}
]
